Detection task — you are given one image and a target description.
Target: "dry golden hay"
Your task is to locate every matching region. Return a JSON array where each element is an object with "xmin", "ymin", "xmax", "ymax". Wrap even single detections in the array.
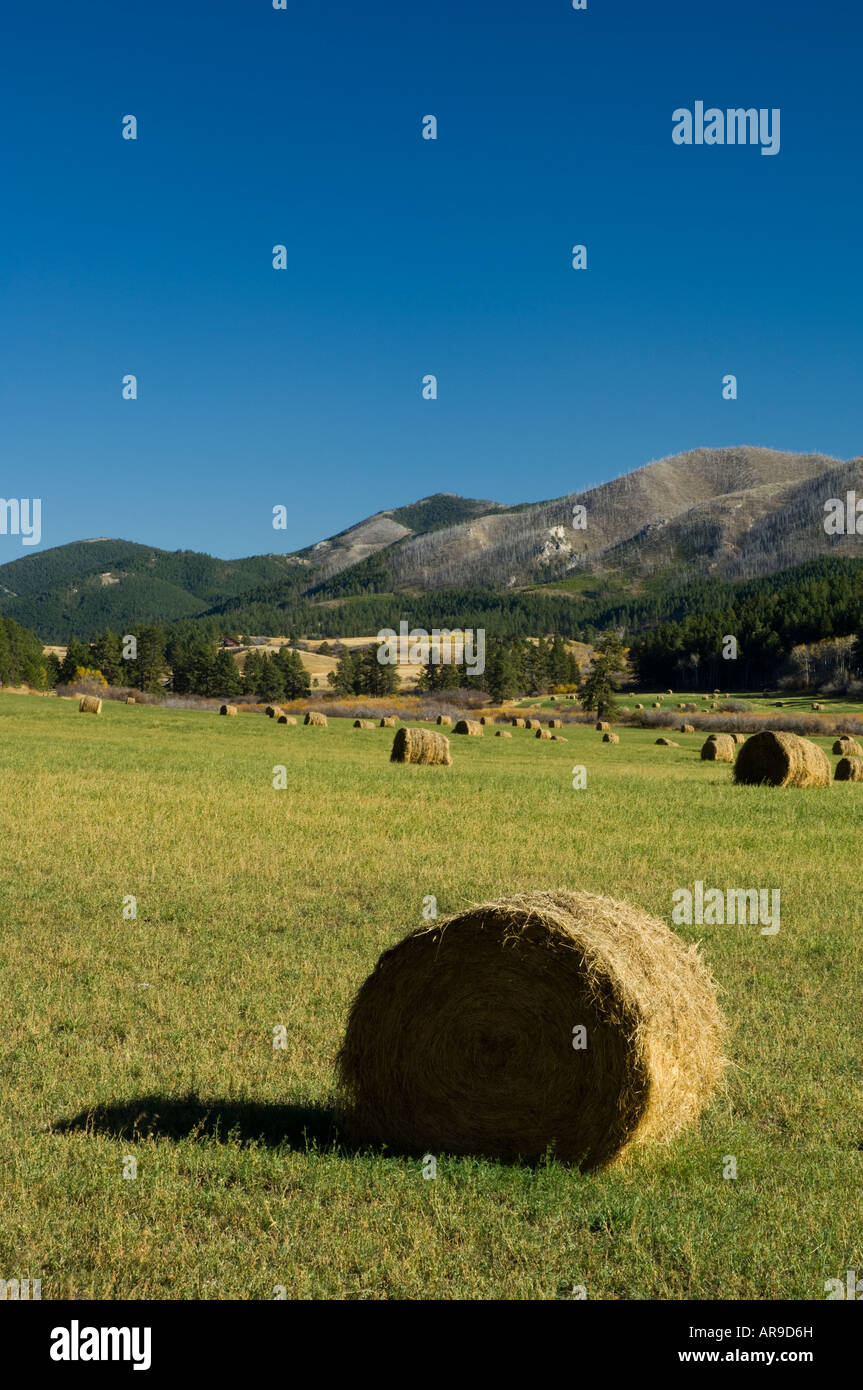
[
  {"xmin": 78, "ymin": 695, "xmax": 102, "ymax": 715},
  {"xmin": 511, "ymin": 717, "xmax": 526, "ymax": 728},
  {"xmin": 265, "ymin": 704, "xmax": 283, "ymax": 718},
  {"xmin": 277, "ymin": 714, "xmax": 297, "ymax": 724},
  {"xmin": 336, "ymin": 890, "xmax": 725, "ymax": 1169},
  {"xmin": 835, "ymin": 756, "xmax": 863, "ymax": 782},
  {"xmin": 652, "ymin": 702, "xmax": 661, "ymax": 709},
  {"xmin": 603, "ymin": 732, "xmax": 619, "ymax": 743},
  {"xmin": 677, "ymin": 703, "xmax": 686, "ymax": 710},
  {"xmin": 125, "ymin": 697, "xmax": 136, "ymax": 705},
  {"xmin": 496, "ymin": 730, "xmax": 513, "ymax": 738},
  {"xmin": 480, "ymin": 716, "xmax": 491, "ymax": 725},
  {"xmin": 536, "ymin": 728, "xmax": 552, "ymax": 740},
  {"xmin": 701, "ymin": 733, "xmax": 735, "ymax": 762},
  {"xmin": 655, "ymin": 737, "xmax": 678, "ymax": 746},
  {"xmin": 549, "ymin": 718, "xmax": 563, "ymax": 728},
  {"xmin": 454, "ymin": 718, "xmax": 483, "ymax": 736},
  {"xmin": 380, "ymin": 716, "xmax": 398, "ymax": 728},
  {"xmin": 526, "ymin": 718, "xmax": 542, "ymax": 730},
  {"xmin": 437, "ymin": 715, "xmax": 452, "ymax": 727},
  {"xmin": 635, "ymin": 703, "xmax": 644, "ymax": 710},
  {"xmin": 733, "ymin": 730, "xmax": 830, "ymax": 788},
  {"xmin": 353, "ymin": 719, "xmax": 375, "ymax": 729},
  {"xmin": 680, "ymin": 723, "xmax": 695, "ymax": 734},
  {"xmin": 833, "ymin": 737, "xmax": 863, "ymax": 756},
  {"xmin": 219, "ymin": 704, "xmax": 238, "ymax": 716},
  {"xmin": 619, "ymin": 706, "xmax": 630, "ymax": 713},
  {"xmin": 552, "ymin": 734, "xmax": 568, "ymax": 741},
  {"xmin": 666, "ymin": 689, "xmax": 674, "ymax": 695},
  {"xmin": 390, "ymin": 727, "xmax": 452, "ymax": 766},
  {"xmin": 733, "ymin": 733, "xmax": 746, "ymax": 744},
  {"xmin": 304, "ymin": 711, "xmax": 328, "ymax": 727},
  {"xmin": 596, "ymin": 720, "xmax": 610, "ymax": 732},
  {"xmin": 812, "ymin": 702, "xmax": 824, "ymax": 711}
]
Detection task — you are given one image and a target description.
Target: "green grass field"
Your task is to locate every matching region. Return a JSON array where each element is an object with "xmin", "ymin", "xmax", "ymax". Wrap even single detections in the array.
[{"xmin": 1, "ymin": 693, "xmax": 861, "ymax": 1300}]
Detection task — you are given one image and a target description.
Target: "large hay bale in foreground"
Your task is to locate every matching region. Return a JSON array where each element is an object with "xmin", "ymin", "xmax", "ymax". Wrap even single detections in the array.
[
  {"xmin": 454, "ymin": 719, "xmax": 483, "ymax": 736},
  {"xmin": 701, "ymin": 733, "xmax": 735, "ymax": 762},
  {"xmin": 733, "ymin": 731, "xmax": 830, "ymax": 788},
  {"xmin": 596, "ymin": 721, "xmax": 610, "ymax": 732},
  {"xmin": 496, "ymin": 730, "xmax": 512, "ymax": 738},
  {"xmin": 835, "ymin": 756, "xmax": 863, "ymax": 782},
  {"xmin": 305, "ymin": 711, "xmax": 328, "ymax": 727},
  {"xmin": 78, "ymin": 695, "xmax": 103, "ymax": 715},
  {"xmin": 390, "ymin": 728, "xmax": 451, "ymax": 766},
  {"xmin": 353, "ymin": 719, "xmax": 375, "ymax": 729},
  {"xmin": 536, "ymin": 728, "xmax": 552, "ymax": 740},
  {"xmin": 380, "ymin": 716, "xmax": 397, "ymax": 728},
  {"xmin": 833, "ymin": 737, "xmax": 863, "ymax": 757},
  {"xmin": 219, "ymin": 704, "xmax": 238, "ymax": 716},
  {"xmin": 277, "ymin": 714, "xmax": 297, "ymax": 724},
  {"xmin": 437, "ymin": 715, "xmax": 452, "ymax": 727},
  {"xmin": 603, "ymin": 732, "xmax": 619, "ymax": 744},
  {"xmin": 511, "ymin": 717, "xmax": 526, "ymax": 728},
  {"xmin": 336, "ymin": 890, "xmax": 724, "ymax": 1169}
]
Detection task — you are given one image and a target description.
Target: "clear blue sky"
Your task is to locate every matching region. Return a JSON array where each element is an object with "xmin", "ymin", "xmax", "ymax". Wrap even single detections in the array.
[{"xmin": 2, "ymin": 0, "xmax": 861, "ymax": 561}]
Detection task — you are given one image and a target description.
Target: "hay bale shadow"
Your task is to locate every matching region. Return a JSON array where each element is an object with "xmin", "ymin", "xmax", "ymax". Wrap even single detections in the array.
[{"xmin": 52, "ymin": 1094, "xmax": 347, "ymax": 1153}]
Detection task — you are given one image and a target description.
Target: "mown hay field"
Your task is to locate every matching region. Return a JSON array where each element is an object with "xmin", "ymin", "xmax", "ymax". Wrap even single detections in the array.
[{"xmin": 0, "ymin": 693, "xmax": 860, "ymax": 1299}]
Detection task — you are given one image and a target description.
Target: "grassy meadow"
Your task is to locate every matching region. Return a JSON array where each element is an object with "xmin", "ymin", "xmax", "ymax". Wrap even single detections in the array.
[{"xmin": 1, "ymin": 691, "xmax": 861, "ymax": 1300}]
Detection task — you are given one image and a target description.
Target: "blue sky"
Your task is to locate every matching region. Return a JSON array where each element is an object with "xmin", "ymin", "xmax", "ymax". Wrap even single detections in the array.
[{"xmin": 2, "ymin": 0, "xmax": 861, "ymax": 560}]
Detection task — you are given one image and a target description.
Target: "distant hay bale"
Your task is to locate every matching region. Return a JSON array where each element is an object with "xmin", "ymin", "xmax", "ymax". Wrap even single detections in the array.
[
  {"xmin": 526, "ymin": 719, "xmax": 542, "ymax": 731},
  {"xmin": 305, "ymin": 711, "xmax": 328, "ymax": 727},
  {"xmin": 549, "ymin": 718, "xmax": 562, "ymax": 728},
  {"xmin": 774, "ymin": 701, "xmax": 785, "ymax": 707},
  {"xmin": 635, "ymin": 703, "xmax": 644, "ymax": 710},
  {"xmin": 666, "ymin": 689, "xmax": 673, "ymax": 695},
  {"xmin": 652, "ymin": 702, "xmax": 661, "ymax": 709},
  {"xmin": 677, "ymin": 703, "xmax": 686, "ymax": 710},
  {"xmin": 680, "ymin": 724, "xmax": 695, "ymax": 734},
  {"xmin": 511, "ymin": 717, "xmax": 526, "ymax": 728},
  {"xmin": 733, "ymin": 733, "xmax": 745, "ymax": 744},
  {"xmin": 565, "ymin": 695, "xmax": 575, "ymax": 700},
  {"xmin": 265, "ymin": 704, "xmax": 283, "ymax": 718},
  {"xmin": 496, "ymin": 730, "xmax": 512, "ymax": 738},
  {"xmin": 125, "ymin": 697, "xmax": 136, "ymax": 705},
  {"xmin": 603, "ymin": 732, "xmax": 619, "ymax": 744},
  {"xmin": 596, "ymin": 721, "xmax": 610, "ymax": 732},
  {"xmin": 353, "ymin": 719, "xmax": 375, "ymax": 729},
  {"xmin": 219, "ymin": 704, "xmax": 238, "ymax": 717},
  {"xmin": 437, "ymin": 715, "xmax": 452, "ymax": 727},
  {"xmin": 454, "ymin": 719, "xmax": 483, "ymax": 736},
  {"xmin": 336, "ymin": 890, "xmax": 725, "ymax": 1169},
  {"xmin": 835, "ymin": 756, "xmax": 863, "ymax": 782},
  {"xmin": 380, "ymin": 716, "xmax": 398, "ymax": 728},
  {"xmin": 812, "ymin": 702, "xmax": 824, "ymax": 711},
  {"xmin": 480, "ymin": 716, "xmax": 491, "ymax": 725},
  {"xmin": 278, "ymin": 714, "xmax": 297, "ymax": 724},
  {"xmin": 390, "ymin": 728, "xmax": 451, "ymax": 766},
  {"xmin": 549, "ymin": 695, "xmax": 556, "ymax": 701},
  {"xmin": 733, "ymin": 731, "xmax": 830, "ymax": 788},
  {"xmin": 619, "ymin": 706, "xmax": 630, "ymax": 714},
  {"xmin": 655, "ymin": 737, "xmax": 678, "ymax": 746},
  {"xmin": 701, "ymin": 733, "xmax": 735, "ymax": 762},
  {"xmin": 78, "ymin": 695, "xmax": 102, "ymax": 715},
  {"xmin": 833, "ymin": 737, "xmax": 862, "ymax": 756},
  {"xmin": 551, "ymin": 734, "xmax": 568, "ymax": 741},
  {"xmin": 536, "ymin": 728, "xmax": 552, "ymax": 740}
]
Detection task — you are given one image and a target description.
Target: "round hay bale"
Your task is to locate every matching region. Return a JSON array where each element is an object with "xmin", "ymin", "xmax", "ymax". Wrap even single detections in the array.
[
  {"xmin": 511, "ymin": 717, "xmax": 526, "ymax": 728},
  {"xmin": 835, "ymin": 756, "xmax": 863, "ymax": 782},
  {"xmin": 437, "ymin": 715, "xmax": 452, "ymax": 727},
  {"xmin": 652, "ymin": 702, "xmax": 661, "ymax": 709},
  {"xmin": 635, "ymin": 703, "xmax": 644, "ymax": 711},
  {"xmin": 278, "ymin": 714, "xmax": 297, "ymax": 725},
  {"xmin": 602, "ymin": 732, "xmax": 619, "ymax": 744},
  {"xmin": 496, "ymin": 730, "xmax": 512, "ymax": 738},
  {"xmin": 219, "ymin": 704, "xmax": 238, "ymax": 717},
  {"xmin": 353, "ymin": 719, "xmax": 375, "ymax": 729},
  {"xmin": 78, "ymin": 695, "xmax": 102, "ymax": 715},
  {"xmin": 390, "ymin": 728, "xmax": 451, "ymax": 766},
  {"xmin": 454, "ymin": 719, "xmax": 483, "ymax": 736},
  {"xmin": 125, "ymin": 697, "xmax": 136, "ymax": 705},
  {"xmin": 596, "ymin": 721, "xmax": 610, "ymax": 732},
  {"xmin": 536, "ymin": 728, "xmax": 552, "ymax": 740},
  {"xmin": 833, "ymin": 737, "xmax": 862, "ymax": 757},
  {"xmin": 551, "ymin": 734, "xmax": 568, "ymax": 741},
  {"xmin": 479, "ymin": 716, "xmax": 491, "ymax": 725},
  {"xmin": 526, "ymin": 718, "xmax": 542, "ymax": 731},
  {"xmin": 733, "ymin": 733, "xmax": 746, "ymax": 744},
  {"xmin": 549, "ymin": 696, "xmax": 556, "ymax": 701},
  {"xmin": 666, "ymin": 689, "xmax": 673, "ymax": 696},
  {"xmin": 380, "ymin": 716, "xmax": 398, "ymax": 728},
  {"xmin": 548, "ymin": 718, "xmax": 562, "ymax": 729},
  {"xmin": 733, "ymin": 731, "xmax": 830, "ymax": 787},
  {"xmin": 701, "ymin": 733, "xmax": 735, "ymax": 762},
  {"xmin": 680, "ymin": 723, "xmax": 695, "ymax": 734},
  {"xmin": 655, "ymin": 737, "xmax": 678, "ymax": 746},
  {"xmin": 812, "ymin": 703, "xmax": 824, "ymax": 711},
  {"xmin": 677, "ymin": 703, "xmax": 686, "ymax": 710},
  {"xmin": 304, "ymin": 711, "xmax": 328, "ymax": 727},
  {"xmin": 265, "ymin": 705, "xmax": 283, "ymax": 718},
  {"xmin": 336, "ymin": 890, "xmax": 725, "ymax": 1169}
]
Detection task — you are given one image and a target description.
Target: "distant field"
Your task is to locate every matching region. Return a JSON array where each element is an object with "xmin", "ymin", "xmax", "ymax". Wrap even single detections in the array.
[{"xmin": 0, "ymin": 693, "xmax": 860, "ymax": 1299}]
